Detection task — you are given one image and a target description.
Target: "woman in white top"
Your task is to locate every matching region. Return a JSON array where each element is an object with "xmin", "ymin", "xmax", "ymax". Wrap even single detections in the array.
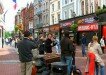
[{"xmin": 100, "ymin": 36, "xmax": 105, "ymax": 53}]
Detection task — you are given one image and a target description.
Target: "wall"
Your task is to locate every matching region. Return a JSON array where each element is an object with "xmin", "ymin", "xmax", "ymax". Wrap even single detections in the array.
[{"xmin": 50, "ymin": 0, "xmax": 60, "ymax": 25}]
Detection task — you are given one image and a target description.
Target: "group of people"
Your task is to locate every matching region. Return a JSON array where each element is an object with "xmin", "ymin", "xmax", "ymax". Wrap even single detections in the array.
[
  {"xmin": 16, "ymin": 30, "xmax": 105, "ymax": 75},
  {"xmin": 81, "ymin": 33, "xmax": 105, "ymax": 75},
  {"xmin": 17, "ymin": 31, "xmax": 61, "ymax": 75},
  {"xmin": 85, "ymin": 35, "xmax": 105, "ymax": 75}
]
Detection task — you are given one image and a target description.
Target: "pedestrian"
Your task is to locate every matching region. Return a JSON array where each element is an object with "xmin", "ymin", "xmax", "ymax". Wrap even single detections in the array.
[
  {"xmin": 38, "ymin": 34, "xmax": 46, "ymax": 54},
  {"xmin": 17, "ymin": 31, "xmax": 37, "ymax": 75},
  {"xmin": 81, "ymin": 33, "xmax": 87, "ymax": 57},
  {"xmin": 100, "ymin": 36, "xmax": 105, "ymax": 53},
  {"xmin": 60, "ymin": 30, "xmax": 75, "ymax": 75},
  {"xmin": 45, "ymin": 33, "xmax": 55, "ymax": 53},
  {"xmin": 85, "ymin": 44, "xmax": 96, "ymax": 75},
  {"xmin": 88, "ymin": 36, "xmax": 105, "ymax": 75},
  {"xmin": 15, "ymin": 37, "xmax": 20, "ymax": 48}
]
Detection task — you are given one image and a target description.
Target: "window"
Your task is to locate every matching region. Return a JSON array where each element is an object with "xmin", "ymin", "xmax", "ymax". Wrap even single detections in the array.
[
  {"xmin": 52, "ymin": 4, "xmax": 54, "ymax": 11},
  {"xmin": 58, "ymin": 1, "xmax": 60, "ymax": 9},
  {"xmin": 52, "ymin": 15, "xmax": 54, "ymax": 24},
  {"xmin": 46, "ymin": 2, "xmax": 48, "ymax": 8},
  {"xmin": 65, "ymin": 0, "xmax": 68, "ymax": 4},
  {"xmin": 64, "ymin": 11, "xmax": 67, "ymax": 19},
  {"xmin": 58, "ymin": 13, "xmax": 60, "ymax": 22},
  {"xmin": 46, "ymin": 14, "xmax": 48, "ymax": 23},
  {"xmin": 71, "ymin": 0, "xmax": 73, "ymax": 2}
]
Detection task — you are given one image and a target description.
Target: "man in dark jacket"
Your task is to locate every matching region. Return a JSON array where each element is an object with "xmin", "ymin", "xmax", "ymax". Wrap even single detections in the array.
[
  {"xmin": 60, "ymin": 30, "xmax": 75, "ymax": 75},
  {"xmin": 17, "ymin": 31, "xmax": 37, "ymax": 75},
  {"xmin": 45, "ymin": 33, "xmax": 54, "ymax": 53},
  {"xmin": 81, "ymin": 33, "xmax": 86, "ymax": 57}
]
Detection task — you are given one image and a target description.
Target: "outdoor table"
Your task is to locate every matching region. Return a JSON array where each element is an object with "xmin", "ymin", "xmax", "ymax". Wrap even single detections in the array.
[{"xmin": 44, "ymin": 53, "xmax": 60, "ymax": 65}]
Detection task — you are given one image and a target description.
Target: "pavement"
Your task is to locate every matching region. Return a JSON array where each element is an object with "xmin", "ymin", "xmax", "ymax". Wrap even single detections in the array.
[
  {"xmin": 75, "ymin": 46, "xmax": 106, "ymax": 74},
  {"xmin": 0, "ymin": 45, "xmax": 106, "ymax": 75},
  {"xmin": 0, "ymin": 46, "xmax": 21, "ymax": 75}
]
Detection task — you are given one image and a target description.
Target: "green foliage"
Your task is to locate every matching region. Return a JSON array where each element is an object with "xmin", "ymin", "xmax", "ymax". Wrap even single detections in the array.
[
  {"xmin": 96, "ymin": 5, "xmax": 106, "ymax": 15},
  {"xmin": 70, "ymin": 22, "xmax": 78, "ymax": 32},
  {"xmin": 14, "ymin": 25, "xmax": 18, "ymax": 33},
  {"xmin": 4, "ymin": 31, "xmax": 11, "ymax": 39},
  {"xmin": 98, "ymin": 6, "xmax": 101, "ymax": 9},
  {"xmin": 103, "ymin": 5, "xmax": 106, "ymax": 9}
]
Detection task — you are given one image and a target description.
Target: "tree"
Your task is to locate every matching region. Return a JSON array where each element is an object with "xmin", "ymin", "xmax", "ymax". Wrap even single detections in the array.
[
  {"xmin": 70, "ymin": 22, "xmax": 78, "ymax": 42},
  {"xmin": 4, "ymin": 31, "xmax": 11, "ymax": 39}
]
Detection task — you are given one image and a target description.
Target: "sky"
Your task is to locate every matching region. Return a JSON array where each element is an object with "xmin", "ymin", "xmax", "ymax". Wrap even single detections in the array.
[{"xmin": 1, "ymin": 0, "xmax": 34, "ymax": 31}]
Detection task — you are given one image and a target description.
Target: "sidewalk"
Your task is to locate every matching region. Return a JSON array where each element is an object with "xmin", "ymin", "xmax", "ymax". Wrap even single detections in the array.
[{"xmin": 0, "ymin": 46, "xmax": 21, "ymax": 75}]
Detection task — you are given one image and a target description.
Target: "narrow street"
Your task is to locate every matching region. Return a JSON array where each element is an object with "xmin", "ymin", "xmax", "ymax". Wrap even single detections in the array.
[
  {"xmin": 0, "ymin": 46, "xmax": 106, "ymax": 75},
  {"xmin": 0, "ymin": 46, "xmax": 20, "ymax": 75}
]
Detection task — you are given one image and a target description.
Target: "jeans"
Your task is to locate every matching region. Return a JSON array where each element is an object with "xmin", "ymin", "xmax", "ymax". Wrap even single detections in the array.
[
  {"xmin": 82, "ymin": 44, "xmax": 86, "ymax": 56},
  {"xmin": 96, "ymin": 63, "xmax": 105, "ymax": 75},
  {"xmin": 61, "ymin": 56, "xmax": 73, "ymax": 75}
]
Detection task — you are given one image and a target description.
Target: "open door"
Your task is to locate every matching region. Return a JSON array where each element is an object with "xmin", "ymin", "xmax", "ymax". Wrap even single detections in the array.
[{"xmin": 102, "ymin": 26, "xmax": 106, "ymax": 39}]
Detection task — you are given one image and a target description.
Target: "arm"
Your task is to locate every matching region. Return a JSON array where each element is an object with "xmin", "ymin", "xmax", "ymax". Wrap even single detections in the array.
[{"xmin": 97, "ymin": 44, "xmax": 103, "ymax": 55}]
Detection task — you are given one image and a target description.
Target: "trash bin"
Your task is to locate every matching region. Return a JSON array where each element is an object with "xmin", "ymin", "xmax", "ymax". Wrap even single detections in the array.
[{"xmin": 51, "ymin": 62, "xmax": 67, "ymax": 75}]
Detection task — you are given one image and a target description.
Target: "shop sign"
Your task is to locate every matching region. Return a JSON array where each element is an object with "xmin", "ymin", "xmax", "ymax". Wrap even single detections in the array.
[
  {"xmin": 77, "ymin": 17, "xmax": 96, "ymax": 24},
  {"xmin": 78, "ymin": 23, "xmax": 98, "ymax": 31},
  {"xmin": 60, "ymin": 21, "xmax": 74, "ymax": 27}
]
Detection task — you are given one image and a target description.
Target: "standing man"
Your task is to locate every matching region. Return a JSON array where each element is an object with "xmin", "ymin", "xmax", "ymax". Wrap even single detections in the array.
[
  {"xmin": 17, "ymin": 31, "xmax": 37, "ymax": 75},
  {"xmin": 45, "ymin": 33, "xmax": 54, "ymax": 53},
  {"xmin": 60, "ymin": 30, "xmax": 75, "ymax": 75},
  {"xmin": 81, "ymin": 33, "xmax": 86, "ymax": 57}
]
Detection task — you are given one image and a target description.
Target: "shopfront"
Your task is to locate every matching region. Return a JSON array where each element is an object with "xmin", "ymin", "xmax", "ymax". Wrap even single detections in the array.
[{"xmin": 60, "ymin": 13, "xmax": 98, "ymax": 44}]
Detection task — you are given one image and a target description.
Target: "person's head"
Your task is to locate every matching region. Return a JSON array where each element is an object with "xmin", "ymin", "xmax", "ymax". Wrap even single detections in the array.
[
  {"xmin": 47, "ymin": 33, "xmax": 52, "ymax": 39},
  {"xmin": 92, "ymin": 35, "xmax": 98, "ymax": 42},
  {"xmin": 82, "ymin": 33, "xmax": 85, "ymax": 36},
  {"xmin": 23, "ymin": 31, "xmax": 32, "ymax": 38},
  {"xmin": 63, "ymin": 30, "xmax": 70, "ymax": 38}
]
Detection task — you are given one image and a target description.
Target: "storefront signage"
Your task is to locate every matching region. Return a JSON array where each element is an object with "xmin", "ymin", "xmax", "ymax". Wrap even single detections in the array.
[
  {"xmin": 77, "ymin": 17, "xmax": 96, "ymax": 24},
  {"xmin": 60, "ymin": 21, "xmax": 74, "ymax": 27},
  {"xmin": 78, "ymin": 23, "xmax": 98, "ymax": 31}
]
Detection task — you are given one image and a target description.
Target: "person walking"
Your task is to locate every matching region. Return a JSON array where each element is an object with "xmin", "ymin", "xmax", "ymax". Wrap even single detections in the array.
[
  {"xmin": 88, "ymin": 36, "xmax": 105, "ymax": 75},
  {"xmin": 17, "ymin": 31, "xmax": 37, "ymax": 75},
  {"xmin": 100, "ymin": 36, "xmax": 105, "ymax": 53},
  {"xmin": 60, "ymin": 30, "xmax": 75, "ymax": 75},
  {"xmin": 81, "ymin": 33, "xmax": 87, "ymax": 57}
]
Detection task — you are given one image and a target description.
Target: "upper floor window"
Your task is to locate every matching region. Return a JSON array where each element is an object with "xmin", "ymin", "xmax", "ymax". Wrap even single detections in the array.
[
  {"xmin": 52, "ymin": 4, "xmax": 54, "ymax": 11},
  {"xmin": 71, "ymin": 0, "xmax": 73, "ymax": 2},
  {"xmin": 46, "ymin": 2, "xmax": 48, "ymax": 8},
  {"xmin": 52, "ymin": 14, "xmax": 54, "ymax": 24},
  {"xmin": 58, "ymin": 13, "xmax": 60, "ymax": 22},
  {"xmin": 58, "ymin": 1, "xmax": 60, "ymax": 9},
  {"xmin": 65, "ymin": 0, "xmax": 68, "ymax": 4},
  {"xmin": 64, "ymin": 11, "xmax": 67, "ymax": 19}
]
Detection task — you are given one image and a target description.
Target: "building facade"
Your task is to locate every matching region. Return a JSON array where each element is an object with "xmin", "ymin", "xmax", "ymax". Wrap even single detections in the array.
[
  {"xmin": 50, "ymin": 0, "xmax": 60, "ymax": 25},
  {"xmin": 34, "ymin": 0, "xmax": 50, "ymax": 34},
  {"xmin": 0, "ymin": 0, "xmax": 4, "ymax": 47},
  {"xmin": 61, "ymin": 0, "xmax": 82, "ymax": 20}
]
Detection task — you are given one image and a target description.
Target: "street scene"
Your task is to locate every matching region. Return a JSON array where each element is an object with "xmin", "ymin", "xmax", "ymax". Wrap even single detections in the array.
[{"xmin": 0, "ymin": 0, "xmax": 106, "ymax": 75}]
